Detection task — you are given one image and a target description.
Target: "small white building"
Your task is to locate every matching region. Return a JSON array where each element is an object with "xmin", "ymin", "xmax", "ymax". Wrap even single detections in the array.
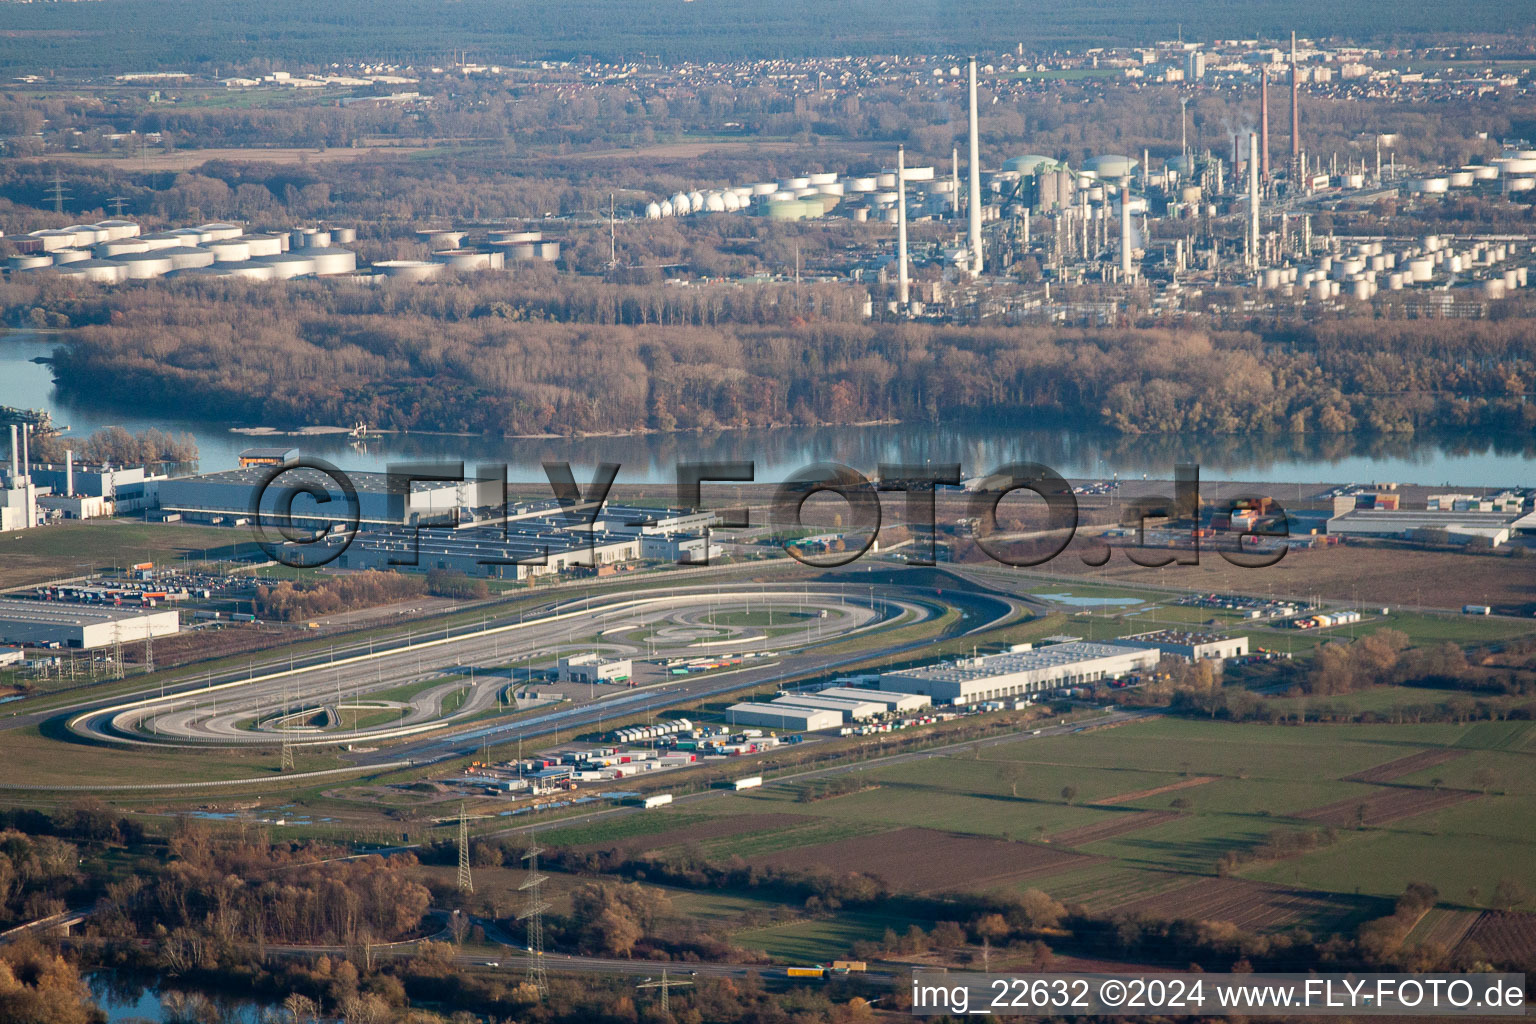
[
  {"xmin": 816, "ymin": 686, "xmax": 930, "ymax": 713},
  {"xmin": 557, "ymin": 653, "xmax": 633, "ymax": 684},
  {"xmin": 1115, "ymin": 631, "xmax": 1249, "ymax": 662},
  {"xmin": 770, "ymin": 693, "xmax": 885, "ymax": 721}
]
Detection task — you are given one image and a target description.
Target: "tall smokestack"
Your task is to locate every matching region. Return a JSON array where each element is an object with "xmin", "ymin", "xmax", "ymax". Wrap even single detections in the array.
[
  {"xmin": 1260, "ymin": 67, "xmax": 1271, "ymax": 184},
  {"xmin": 951, "ymin": 147, "xmax": 960, "ymax": 214},
  {"xmin": 967, "ymin": 56, "xmax": 984, "ymax": 276},
  {"xmin": 1119, "ymin": 176, "xmax": 1133, "ymax": 280},
  {"xmin": 897, "ymin": 145, "xmax": 910, "ymax": 311},
  {"xmin": 65, "ymin": 448, "xmax": 73, "ymax": 497},
  {"xmin": 7, "ymin": 425, "xmax": 15, "ymax": 484},
  {"xmin": 1249, "ymin": 132, "xmax": 1261, "ymax": 270},
  {"xmin": 19, "ymin": 424, "xmax": 29, "ymax": 485},
  {"xmin": 1290, "ymin": 31, "xmax": 1300, "ymax": 166}
]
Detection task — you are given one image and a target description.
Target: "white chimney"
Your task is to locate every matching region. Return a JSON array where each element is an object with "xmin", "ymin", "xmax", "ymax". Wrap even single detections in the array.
[
  {"xmin": 897, "ymin": 145, "xmax": 910, "ymax": 311},
  {"xmin": 1120, "ymin": 176, "xmax": 1133, "ymax": 280},
  {"xmin": 951, "ymin": 146, "xmax": 960, "ymax": 214},
  {"xmin": 1249, "ymin": 132, "xmax": 1261, "ymax": 270},
  {"xmin": 7, "ymin": 425, "xmax": 15, "ymax": 485},
  {"xmin": 967, "ymin": 56, "xmax": 984, "ymax": 276},
  {"xmin": 65, "ymin": 449, "xmax": 74, "ymax": 497},
  {"xmin": 19, "ymin": 424, "xmax": 28, "ymax": 485}
]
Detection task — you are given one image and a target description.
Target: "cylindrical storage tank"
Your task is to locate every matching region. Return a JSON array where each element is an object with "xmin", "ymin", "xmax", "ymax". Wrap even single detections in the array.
[
  {"xmin": 1179, "ymin": 185, "xmax": 1202, "ymax": 204},
  {"xmin": 1345, "ymin": 173, "xmax": 1364, "ymax": 188},
  {"xmin": 94, "ymin": 219, "xmax": 141, "ymax": 241},
  {"xmin": 300, "ymin": 229, "xmax": 332, "ymax": 248},
  {"xmin": 161, "ymin": 246, "xmax": 217, "ymax": 270},
  {"xmin": 503, "ymin": 243, "xmax": 536, "ymax": 260},
  {"xmin": 65, "ymin": 225, "xmax": 109, "ymax": 246},
  {"xmin": 96, "ymin": 238, "xmax": 148, "ymax": 257},
  {"xmin": 1483, "ymin": 278, "xmax": 1507, "ymax": 299},
  {"xmin": 1369, "ymin": 255, "xmax": 1386, "ymax": 272},
  {"xmin": 807, "ymin": 172, "xmax": 838, "ymax": 186},
  {"xmin": 172, "ymin": 228, "xmax": 212, "ymax": 244},
  {"xmin": 8, "ymin": 254, "xmax": 53, "ymax": 271},
  {"xmin": 1495, "ymin": 157, "xmax": 1536, "ymax": 175},
  {"xmin": 1471, "ymin": 165, "xmax": 1500, "ymax": 180},
  {"xmin": 253, "ymin": 253, "xmax": 317, "ymax": 279},
  {"xmin": 1508, "ymin": 177, "xmax": 1536, "ymax": 192},
  {"xmin": 1263, "ymin": 269, "xmax": 1281, "ymax": 289},
  {"xmin": 1319, "ymin": 255, "xmax": 1333, "ymax": 272},
  {"xmin": 111, "ymin": 253, "xmax": 174, "ymax": 279},
  {"xmin": 1423, "ymin": 235, "xmax": 1442, "ymax": 252},
  {"xmin": 374, "ymin": 260, "xmax": 444, "ymax": 283},
  {"xmin": 1518, "ymin": 268, "xmax": 1529, "ymax": 287},
  {"xmin": 1311, "ymin": 280, "xmax": 1331, "ymax": 301},
  {"xmin": 1409, "ymin": 258, "xmax": 1434, "ymax": 282},
  {"xmin": 430, "ymin": 249, "xmax": 495, "ymax": 272},
  {"xmin": 1504, "ymin": 269, "xmax": 1520, "ymax": 289},
  {"xmin": 793, "ymin": 187, "xmax": 818, "ymax": 198},
  {"xmin": 241, "ymin": 234, "xmax": 284, "ymax": 257},
  {"xmin": 852, "ymin": 207, "xmax": 869, "ymax": 222},
  {"xmin": 751, "ymin": 181, "xmax": 778, "ymax": 195},
  {"xmin": 902, "ymin": 165, "xmax": 935, "ymax": 181},
  {"xmin": 56, "ymin": 259, "xmax": 125, "ymax": 283},
  {"xmin": 197, "ymin": 223, "xmax": 242, "ymax": 241},
  {"xmin": 206, "ymin": 239, "xmax": 251, "ymax": 263},
  {"xmin": 1352, "ymin": 279, "xmax": 1372, "ymax": 301},
  {"xmin": 137, "ymin": 232, "xmax": 181, "ymax": 251},
  {"xmin": 644, "ymin": 202, "xmax": 662, "ymax": 219},
  {"xmin": 490, "ymin": 230, "xmax": 541, "ymax": 244},
  {"xmin": 1448, "ymin": 171, "xmax": 1475, "ymax": 188},
  {"xmin": 785, "ymin": 177, "xmax": 810, "ymax": 190},
  {"xmin": 533, "ymin": 241, "xmax": 560, "ymax": 261},
  {"xmin": 1449, "ymin": 255, "xmax": 1463, "ymax": 273},
  {"xmin": 849, "ymin": 177, "xmax": 877, "ymax": 192},
  {"xmin": 816, "ymin": 182, "xmax": 844, "ymax": 196},
  {"xmin": 31, "ymin": 229, "xmax": 83, "ymax": 251},
  {"xmin": 872, "ymin": 191, "xmax": 898, "ymax": 205},
  {"xmin": 769, "ymin": 190, "xmax": 795, "ymax": 202},
  {"xmin": 328, "ymin": 226, "xmax": 357, "ymax": 244},
  {"xmin": 185, "ymin": 263, "xmax": 275, "ymax": 281},
  {"xmin": 51, "ymin": 248, "xmax": 90, "ymax": 266},
  {"xmin": 1409, "ymin": 178, "xmax": 1449, "ymax": 194},
  {"xmin": 418, "ymin": 229, "xmax": 465, "ymax": 249},
  {"xmin": 1384, "ymin": 253, "xmax": 1396, "ymax": 269},
  {"xmin": 764, "ymin": 199, "xmax": 810, "ymax": 221},
  {"xmin": 875, "ymin": 172, "xmax": 897, "ymax": 188},
  {"xmin": 1389, "ymin": 273, "xmax": 1404, "ymax": 290},
  {"xmin": 1329, "ymin": 280, "xmax": 1341, "ymax": 297},
  {"xmin": 297, "ymin": 246, "xmax": 356, "ymax": 275}
]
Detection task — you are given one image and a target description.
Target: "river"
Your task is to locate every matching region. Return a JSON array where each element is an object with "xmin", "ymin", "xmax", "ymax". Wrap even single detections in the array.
[{"xmin": 5, "ymin": 330, "xmax": 1534, "ymax": 488}]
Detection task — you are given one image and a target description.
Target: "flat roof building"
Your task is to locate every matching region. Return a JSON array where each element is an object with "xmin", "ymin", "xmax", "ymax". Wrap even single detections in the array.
[
  {"xmin": 340, "ymin": 525, "xmax": 641, "ymax": 578},
  {"xmin": 879, "ymin": 642, "xmax": 1159, "ymax": 704},
  {"xmin": 1116, "ymin": 631, "xmax": 1249, "ymax": 662},
  {"xmin": 558, "ymin": 653, "xmax": 633, "ymax": 684},
  {"xmin": 0, "ymin": 599, "xmax": 179, "ymax": 650},
  {"xmin": 815, "ymin": 686, "xmax": 930, "ymax": 713},
  {"xmin": 770, "ymin": 693, "xmax": 885, "ymax": 721},
  {"xmin": 1327, "ymin": 508, "xmax": 1536, "ymax": 548},
  {"xmin": 724, "ymin": 703, "xmax": 842, "ymax": 732}
]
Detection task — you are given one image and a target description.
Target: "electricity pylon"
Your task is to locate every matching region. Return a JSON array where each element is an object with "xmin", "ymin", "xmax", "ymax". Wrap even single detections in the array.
[
  {"xmin": 456, "ymin": 803, "xmax": 475, "ymax": 893},
  {"xmin": 517, "ymin": 832, "xmax": 549, "ymax": 997},
  {"xmin": 638, "ymin": 968, "xmax": 692, "ymax": 1015}
]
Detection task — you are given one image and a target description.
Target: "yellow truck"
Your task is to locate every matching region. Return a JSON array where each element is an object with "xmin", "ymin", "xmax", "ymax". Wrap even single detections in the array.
[
  {"xmin": 831, "ymin": 961, "xmax": 866, "ymax": 973},
  {"xmin": 786, "ymin": 966, "xmax": 825, "ymax": 979}
]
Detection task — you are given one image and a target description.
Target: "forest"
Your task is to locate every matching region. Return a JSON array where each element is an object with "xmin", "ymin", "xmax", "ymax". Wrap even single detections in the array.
[{"xmin": 11, "ymin": 273, "xmax": 1536, "ymax": 440}]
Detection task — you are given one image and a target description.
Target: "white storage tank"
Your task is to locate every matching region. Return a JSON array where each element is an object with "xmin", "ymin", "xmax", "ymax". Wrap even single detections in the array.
[
  {"xmin": 188, "ymin": 263, "xmax": 276, "ymax": 281},
  {"xmin": 687, "ymin": 190, "xmax": 704, "ymax": 211},
  {"xmin": 111, "ymin": 252, "xmax": 175, "ymax": 279},
  {"xmin": 171, "ymin": 228, "xmax": 212, "ymax": 244},
  {"xmin": 1508, "ymin": 178, "xmax": 1536, "ymax": 193},
  {"xmin": 328, "ymin": 226, "xmax": 357, "ymax": 244},
  {"xmin": 64, "ymin": 224, "xmax": 109, "ymax": 246},
  {"xmin": 240, "ymin": 234, "xmax": 285, "ymax": 257},
  {"xmin": 722, "ymin": 192, "xmax": 742, "ymax": 211},
  {"xmin": 816, "ymin": 182, "xmax": 844, "ymax": 196},
  {"xmin": 93, "ymin": 219, "xmax": 141, "ymax": 241},
  {"xmin": 659, "ymin": 199, "xmax": 674, "ymax": 217},
  {"xmin": 1352, "ymin": 278, "xmax": 1372, "ymax": 301},
  {"xmin": 418, "ymin": 229, "xmax": 465, "ymax": 249},
  {"xmin": 702, "ymin": 192, "xmax": 727, "ymax": 212},
  {"xmin": 162, "ymin": 246, "xmax": 218, "ymax": 270},
  {"xmin": 431, "ymin": 249, "xmax": 501, "ymax": 272},
  {"xmin": 807, "ymin": 172, "xmax": 838, "ymax": 186},
  {"xmin": 253, "ymin": 253, "xmax": 317, "ymax": 279},
  {"xmin": 206, "ymin": 239, "xmax": 252, "ymax": 262},
  {"xmin": 56, "ymin": 259, "xmax": 125, "ymax": 283},
  {"xmin": 1388, "ymin": 273, "xmax": 1404, "ymax": 290},
  {"xmin": 375, "ymin": 260, "xmax": 444, "ymax": 282},
  {"xmin": 96, "ymin": 238, "xmax": 149, "ymax": 257},
  {"xmin": 1408, "ymin": 258, "xmax": 1434, "ymax": 282},
  {"xmin": 30, "ymin": 229, "xmax": 83, "ymax": 251},
  {"xmin": 785, "ymin": 177, "xmax": 810, "ymax": 190},
  {"xmin": 902, "ymin": 165, "xmax": 935, "ymax": 181},
  {"xmin": 751, "ymin": 182, "xmax": 778, "ymax": 195},
  {"xmin": 198, "ymin": 223, "xmax": 242, "ymax": 241},
  {"xmin": 8, "ymin": 253, "xmax": 53, "ymax": 271},
  {"xmin": 849, "ymin": 177, "xmax": 878, "ymax": 192},
  {"xmin": 533, "ymin": 241, "xmax": 560, "ymax": 261},
  {"xmin": 1471, "ymin": 165, "xmax": 1500, "ymax": 181},
  {"xmin": 670, "ymin": 192, "xmax": 692, "ymax": 214},
  {"xmin": 490, "ymin": 230, "xmax": 541, "ymax": 244},
  {"xmin": 644, "ymin": 202, "xmax": 662, "ymax": 219},
  {"xmin": 1483, "ymin": 278, "xmax": 1507, "ymax": 299},
  {"xmin": 49, "ymin": 248, "xmax": 89, "ymax": 266},
  {"xmin": 1448, "ymin": 171, "xmax": 1475, "ymax": 188},
  {"xmin": 1311, "ymin": 280, "xmax": 1331, "ymax": 301},
  {"xmin": 296, "ymin": 246, "xmax": 357, "ymax": 275},
  {"xmin": 137, "ymin": 232, "xmax": 181, "ymax": 251}
]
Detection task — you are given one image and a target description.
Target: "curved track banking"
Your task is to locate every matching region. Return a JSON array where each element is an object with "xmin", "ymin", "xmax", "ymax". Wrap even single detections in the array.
[{"xmin": 66, "ymin": 581, "xmax": 989, "ymax": 754}]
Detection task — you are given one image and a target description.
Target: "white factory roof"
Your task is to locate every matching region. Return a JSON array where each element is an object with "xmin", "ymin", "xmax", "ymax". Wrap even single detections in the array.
[
  {"xmin": 0, "ymin": 598, "xmax": 173, "ymax": 627},
  {"xmin": 1330, "ymin": 509, "xmax": 1536, "ymax": 531},
  {"xmin": 886, "ymin": 641, "xmax": 1150, "ymax": 683},
  {"xmin": 816, "ymin": 686, "xmax": 930, "ymax": 709}
]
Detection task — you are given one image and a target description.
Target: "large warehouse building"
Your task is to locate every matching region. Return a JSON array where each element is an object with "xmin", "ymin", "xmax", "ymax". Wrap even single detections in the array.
[
  {"xmin": 815, "ymin": 686, "xmax": 930, "ymax": 713},
  {"xmin": 770, "ymin": 693, "xmax": 885, "ymax": 722},
  {"xmin": 0, "ymin": 599, "xmax": 179, "ymax": 650},
  {"xmin": 879, "ymin": 642, "xmax": 1159, "ymax": 704},
  {"xmin": 723, "ymin": 702, "xmax": 842, "ymax": 732},
  {"xmin": 1116, "ymin": 631, "xmax": 1249, "ymax": 662}
]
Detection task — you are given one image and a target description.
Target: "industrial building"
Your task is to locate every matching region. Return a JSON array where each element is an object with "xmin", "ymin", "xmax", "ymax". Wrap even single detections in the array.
[
  {"xmin": 1116, "ymin": 631, "xmax": 1249, "ymax": 662},
  {"xmin": 1326, "ymin": 507, "xmax": 1536, "ymax": 548},
  {"xmin": 770, "ymin": 693, "xmax": 885, "ymax": 722},
  {"xmin": 25, "ymin": 453, "xmax": 164, "ymax": 519},
  {"xmin": 1, "ymin": 424, "xmax": 42, "ymax": 532},
  {"xmin": 0, "ymin": 599, "xmax": 179, "ymax": 650},
  {"xmin": 814, "ymin": 686, "xmax": 930, "ymax": 713},
  {"xmin": 340, "ymin": 525, "xmax": 642, "ymax": 578},
  {"xmin": 157, "ymin": 467, "xmax": 500, "ymax": 528},
  {"xmin": 723, "ymin": 702, "xmax": 843, "ymax": 732},
  {"xmin": 557, "ymin": 654, "xmax": 633, "ymax": 685},
  {"xmin": 879, "ymin": 642, "xmax": 1160, "ymax": 704}
]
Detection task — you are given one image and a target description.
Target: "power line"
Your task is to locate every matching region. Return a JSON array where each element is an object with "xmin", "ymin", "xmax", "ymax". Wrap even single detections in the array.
[
  {"xmin": 45, "ymin": 171, "xmax": 68, "ymax": 214},
  {"xmin": 456, "ymin": 802, "xmax": 475, "ymax": 893},
  {"xmin": 638, "ymin": 967, "xmax": 692, "ymax": 1015}
]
